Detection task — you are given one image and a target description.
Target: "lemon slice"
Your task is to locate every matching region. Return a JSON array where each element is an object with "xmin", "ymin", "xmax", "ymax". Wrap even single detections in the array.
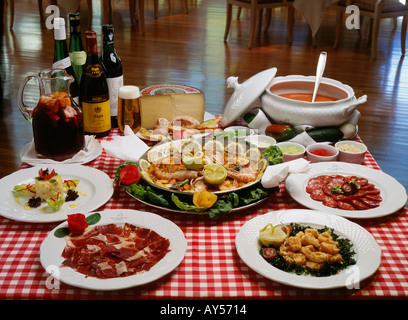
[
  {"xmin": 180, "ymin": 139, "xmax": 202, "ymax": 154},
  {"xmin": 182, "ymin": 151, "xmax": 205, "ymax": 170},
  {"xmin": 146, "ymin": 147, "xmax": 166, "ymax": 163},
  {"xmin": 259, "ymin": 224, "xmax": 290, "ymax": 247},
  {"xmin": 225, "ymin": 142, "xmax": 245, "ymax": 155},
  {"xmin": 203, "ymin": 164, "xmax": 227, "ymax": 185},
  {"xmin": 246, "ymin": 147, "xmax": 262, "ymax": 162},
  {"xmin": 203, "ymin": 139, "xmax": 224, "ymax": 152},
  {"xmin": 138, "ymin": 159, "xmax": 150, "ymax": 173},
  {"xmin": 257, "ymin": 158, "xmax": 268, "ymax": 173}
]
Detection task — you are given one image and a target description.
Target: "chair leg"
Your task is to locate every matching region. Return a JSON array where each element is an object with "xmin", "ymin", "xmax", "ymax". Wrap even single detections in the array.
[
  {"xmin": 370, "ymin": 12, "xmax": 381, "ymax": 60},
  {"xmin": 184, "ymin": 0, "xmax": 189, "ymax": 14},
  {"xmin": 138, "ymin": 0, "xmax": 145, "ymax": 35},
  {"xmin": 334, "ymin": 8, "xmax": 344, "ymax": 48},
  {"xmin": 401, "ymin": 14, "xmax": 407, "ymax": 55},
  {"xmin": 129, "ymin": 0, "xmax": 137, "ymax": 26},
  {"xmin": 248, "ymin": 7, "xmax": 258, "ymax": 49},
  {"xmin": 263, "ymin": 8, "xmax": 271, "ymax": 33},
  {"xmin": 10, "ymin": 0, "xmax": 15, "ymax": 29},
  {"xmin": 154, "ymin": 0, "xmax": 158, "ymax": 18},
  {"xmin": 287, "ymin": 5, "xmax": 294, "ymax": 44},
  {"xmin": 224, "ymin": 4, "xmax": 233, "ymax": 42}
]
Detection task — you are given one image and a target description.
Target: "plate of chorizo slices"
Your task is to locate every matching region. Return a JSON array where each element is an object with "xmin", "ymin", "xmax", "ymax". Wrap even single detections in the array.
[{"xmin": 285, "ymin": 162, "xmax": 407, "ymax": 219}]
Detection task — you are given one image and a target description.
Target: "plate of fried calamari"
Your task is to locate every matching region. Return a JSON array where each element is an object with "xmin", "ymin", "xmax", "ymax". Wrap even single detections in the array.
[{"xmin": 235, "ymin": 209, "xmax": 381, "ymax": 289}]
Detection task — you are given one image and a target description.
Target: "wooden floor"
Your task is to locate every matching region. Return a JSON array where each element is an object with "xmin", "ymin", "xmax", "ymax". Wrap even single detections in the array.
[{"xmin": 1, "ymin": 0, "xmax": 407, "ymax": 195}]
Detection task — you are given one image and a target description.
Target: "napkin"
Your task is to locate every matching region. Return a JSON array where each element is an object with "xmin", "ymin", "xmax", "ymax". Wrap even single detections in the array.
[
  {"xmin": 261, "ymin": 158, "xmax": 310, "ymax": 188},
  {"xmin": 246, "ymin": 109, "xmax": 272, "ymax": 134},
  {"xmin": 21, "ymin": 135, "xmax": 97, "ymax": 164},
  {"xmin": 101, "ymin": 125, "xmax": 150, "ymax": 162}
]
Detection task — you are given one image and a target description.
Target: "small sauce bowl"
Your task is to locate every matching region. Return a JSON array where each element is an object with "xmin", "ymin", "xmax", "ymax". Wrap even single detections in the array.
[{"xmin": 306, "ymin": 143, "xmax": 339, "ymax": 163}]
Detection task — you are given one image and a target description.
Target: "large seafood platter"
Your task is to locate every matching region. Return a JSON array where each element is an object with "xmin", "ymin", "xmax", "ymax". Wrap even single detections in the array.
[
  {"xmin": 138, "ymin": 135, "xmax": 268, "ymax": 194},
  {"xmin": 116, "ymin": 132, "xmax": 278, "ymax": 218}
]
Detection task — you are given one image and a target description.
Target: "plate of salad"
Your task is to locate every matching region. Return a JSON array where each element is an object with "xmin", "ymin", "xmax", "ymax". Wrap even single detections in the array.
[
  {"xmin": 115, "ymin": 162, "xmax": 279, "ymax": 219},
  {"xmin": 0, "ymin": 164, "xmax": 114, "ymax": 223}
]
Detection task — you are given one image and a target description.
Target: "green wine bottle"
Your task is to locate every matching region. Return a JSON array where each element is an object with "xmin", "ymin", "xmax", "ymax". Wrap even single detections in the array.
[
  {"xmin": 100, "ymin": 24, "xmax": 123, "ymax": 128},
  {"xmin": 68, "ymin": 13, "xmax": 86, "ymax": 86},
  {"xmin": 52, "ymin": 17, "xmax": 79, "ymax": 104},
  {"xmin": 80, "ymin": 30, "xmax": 111, "ymax": 138}
]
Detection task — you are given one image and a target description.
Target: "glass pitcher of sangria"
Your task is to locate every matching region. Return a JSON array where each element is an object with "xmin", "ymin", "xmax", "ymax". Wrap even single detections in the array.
[{"xmin": 18, "ymin": 68, "xmax": 85, "ymax": 161}]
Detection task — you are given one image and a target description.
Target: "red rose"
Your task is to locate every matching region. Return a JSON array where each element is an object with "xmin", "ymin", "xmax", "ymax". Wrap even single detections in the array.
[
  {"xmin": 67, "ymin": 213, "xmax": 88, "ymax": 235},
  {"xmin": 119, "ymin": 164, "xmax": 140, "ymax": 186}
]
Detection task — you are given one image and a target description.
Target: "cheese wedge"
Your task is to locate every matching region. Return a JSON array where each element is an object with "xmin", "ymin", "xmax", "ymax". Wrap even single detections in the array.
[{"xmin": 140, "ymin": 92, "xmax": 205, "ymax": 129}]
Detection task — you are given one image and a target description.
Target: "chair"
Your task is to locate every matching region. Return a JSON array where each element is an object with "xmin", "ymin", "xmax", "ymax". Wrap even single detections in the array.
[
  {"xmin": 152, "ymin": 0, "xmax": 189, "ymax": 18},
  {"xmin": 334, "ymin": 0, "xmax": 408, "ymax": 59},
  {"xmin": 224, "ymin": 0, "xmax": 294, "ymax": 49}
]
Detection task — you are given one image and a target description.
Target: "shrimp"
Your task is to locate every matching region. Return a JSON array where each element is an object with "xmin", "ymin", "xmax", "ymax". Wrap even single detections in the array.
[
  {"xmin": 320, "ymin": 242, "xmax": 339, "ymax": 255},
  {"xmin": 287, "ymin": 236, "xmax": 302, "ymax": 252},
  {"xmin": 153, "ymin": 167, "xmax": 198, "ymax": 181},
  {"xmin": 305, "ymin": 261, "xmax": 324, "ymax": 270},
  {"xmin": 284, "ymin": 253, "xmax": 307, "ymax": 266},
  {"xmin": 301, "ymin": 245, "xmax": 329, "ymax": 263},
  {"xmin": 204, "ymin": 151, "xmax": 224, "ymax": 165},
  {"xmin": 301, "ymin": 234, "xmax": 321, "ymax": 249},
  {"xmin": 190, "ymin": 177, "xmax": 207, "ymax": 191}
]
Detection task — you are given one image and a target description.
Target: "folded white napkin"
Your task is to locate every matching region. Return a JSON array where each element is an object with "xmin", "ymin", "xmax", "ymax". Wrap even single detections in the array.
[
  {"xmin": 101, "ymin": 125, "xmax": 150, "ymax": 162},
  {"xmin": 246, "ymin": 109, "xmax": 272, "ymax": 134},
  {"xmin": 21, "ymin": 135, "xmax": 97, "ymax": 164},
  {"xmin": 261, "ymin": 158, "xmax": 310, "ymax": 188}
]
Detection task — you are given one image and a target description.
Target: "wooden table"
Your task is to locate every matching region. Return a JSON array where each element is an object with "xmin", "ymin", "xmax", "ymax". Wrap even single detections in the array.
[{"xmin": 0, "ymin": 128, "xmax": 407, "ymax": 302}]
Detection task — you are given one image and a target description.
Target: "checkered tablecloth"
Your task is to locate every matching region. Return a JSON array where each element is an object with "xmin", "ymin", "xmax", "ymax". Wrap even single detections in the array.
[{"xmin": 1, "ymin": 129, "xmax": 407, "ymax": 300}]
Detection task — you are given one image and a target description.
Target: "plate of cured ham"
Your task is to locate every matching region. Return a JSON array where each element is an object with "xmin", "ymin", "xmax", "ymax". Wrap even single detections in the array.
[
  {"xmin": 40, "ymin": 209, "xmax": 187, "ymax": 290},
  {"xmin": 285, "ymin": 162, "xmax": 407, "ymax": 219}
]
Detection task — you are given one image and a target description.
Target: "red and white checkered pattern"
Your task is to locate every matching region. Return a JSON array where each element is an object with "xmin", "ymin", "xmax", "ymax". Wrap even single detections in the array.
[{"xmin": 0, "ymin": 129, "xmax": 407, "ymax": 299}]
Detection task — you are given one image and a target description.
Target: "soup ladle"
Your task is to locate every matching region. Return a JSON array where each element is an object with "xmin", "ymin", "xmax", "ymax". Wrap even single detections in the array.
[{"xmin": 311, "ymin": 52, "xmax": 327, "ymax": 103}]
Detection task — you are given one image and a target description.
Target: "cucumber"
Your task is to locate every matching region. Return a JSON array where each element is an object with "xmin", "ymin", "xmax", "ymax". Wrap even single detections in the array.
[{"xmin": 306, "ymin": 127, "xmax": 344, "ymax": 143}]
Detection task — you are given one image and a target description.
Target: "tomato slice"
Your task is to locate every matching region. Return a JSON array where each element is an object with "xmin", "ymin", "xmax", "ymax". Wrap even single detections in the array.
[{"xmin": 262, "ymin": 247, "xmax": 277, "ymax": 260}]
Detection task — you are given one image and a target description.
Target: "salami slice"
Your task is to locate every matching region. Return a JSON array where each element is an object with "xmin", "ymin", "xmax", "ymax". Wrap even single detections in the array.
[{"xmin": 306, "ymin": 174, "xmax": 382, "ymax": 211}]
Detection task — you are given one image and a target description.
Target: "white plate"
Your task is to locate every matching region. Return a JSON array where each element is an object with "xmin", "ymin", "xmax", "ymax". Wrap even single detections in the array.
[
  {"xmin": 40, "ymin": 209, "xmax": 187, "ymax": 291},
  {"xmin": 285, "ymin": 162, "xmax": 407, "ymax": 219},
  {"xmin": 0, "ymin": 164, "xmax": 113, "ymax": 223},
  {"xmin": 20, "ymin": 137, "xmax": 102, "ymax": 166},
  {"xmin": 235, "ymin": 209, "xmax": 381, "ymax": 289}
]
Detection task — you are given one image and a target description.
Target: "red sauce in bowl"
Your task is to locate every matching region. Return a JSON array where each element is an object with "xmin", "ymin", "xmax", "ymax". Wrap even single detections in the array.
[{"xmin": 279, "ymin": 93, "xmax": 337, "ymax": 102}]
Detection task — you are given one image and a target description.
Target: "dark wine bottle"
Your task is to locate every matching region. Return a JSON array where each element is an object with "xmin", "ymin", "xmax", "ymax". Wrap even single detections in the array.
[
  {"xmin": 100, "ymin": 24, "xmax": 123, "ymax": 128},
  {"xmin": 68, "ymin": 13, "xmax": 86, "ymax": 86},
  {"xmin": 80, "ymin": 30, "xmax": 111, "ymax": 138},
  {"xmin": 53, "ymin": 17, "xmax": 79, "ymax": 104}
]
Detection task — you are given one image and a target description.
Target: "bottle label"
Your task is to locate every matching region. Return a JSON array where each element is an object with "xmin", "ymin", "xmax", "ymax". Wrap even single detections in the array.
[
  {"xmin": 84, "ymin": 64, "xmax": 104, "ymax": 78},
  {"xmin": 82, "ymin": 99, "xmax": 111, "ymax": 133},
  {"xmin": 69, "ymin": 51, "xmax": 86, "ymax": 66},
  {"xmin": 53, "ymin": 56, "xmax": 72, "ymax": 70},
  {"xmin": 107, "ymin": 75, "xmax": 124, "ymax": 117}
]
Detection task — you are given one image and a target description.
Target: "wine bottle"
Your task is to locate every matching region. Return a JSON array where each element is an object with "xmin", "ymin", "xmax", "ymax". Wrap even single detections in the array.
[
  {"xmin": 68, "ymin": 13, "xmax": 86, "ymax": 86},
  {"xmin": 100, "ymin": 24, "xmax": 123, "ymax": 128},
  {"xmin": 80, "ymin": 30, "xmax": 111, "ymax": 138},
  {"xmin": 52, "ymin": 17, "xmax": 79, "ymax": 104}
]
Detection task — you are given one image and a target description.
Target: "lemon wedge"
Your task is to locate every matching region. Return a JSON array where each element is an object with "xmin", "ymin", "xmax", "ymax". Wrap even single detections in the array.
[
  {"xmin": 246, "ymin": 147, "xmax": 262, "ymax": 162},
  {"xmin": 203, "ymin": 164, "xmax": 227, "ymax": 185},
  {"xmin": 259, "ymin": 224, "xmax": 291, "ymax": 247},
  {"xmin": 225, "ymin": 142, "xmax": 245, "ymax": 155},
  {"xmin": 146, "ymin": 147, "xmax": 166, "ymax": 163},
  {"xmin": 180, "ymin": 139, "xmax": 202, "ymax": 154},
  {"xmin": 182, "ymin": 151, "xmax": 205, "ymax": 170},
  {"xmin": 138, "ymin": 159, "xmax": 150, "ymax": 173},
  {"xmin": 203, "ymin": 139, "xmax": 224, "ymax": 152}
]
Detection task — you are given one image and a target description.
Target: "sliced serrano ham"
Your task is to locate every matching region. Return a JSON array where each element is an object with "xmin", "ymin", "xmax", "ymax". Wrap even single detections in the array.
[{"xmin": 61, "ymin": 223, "xmax": 170, "ymax": 279}]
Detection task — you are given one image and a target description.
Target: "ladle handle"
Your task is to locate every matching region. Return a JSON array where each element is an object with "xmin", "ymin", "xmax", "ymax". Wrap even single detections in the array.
[{"xmin": 312, "ymin": 52, "xmax": 327, "ymax": 103}]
